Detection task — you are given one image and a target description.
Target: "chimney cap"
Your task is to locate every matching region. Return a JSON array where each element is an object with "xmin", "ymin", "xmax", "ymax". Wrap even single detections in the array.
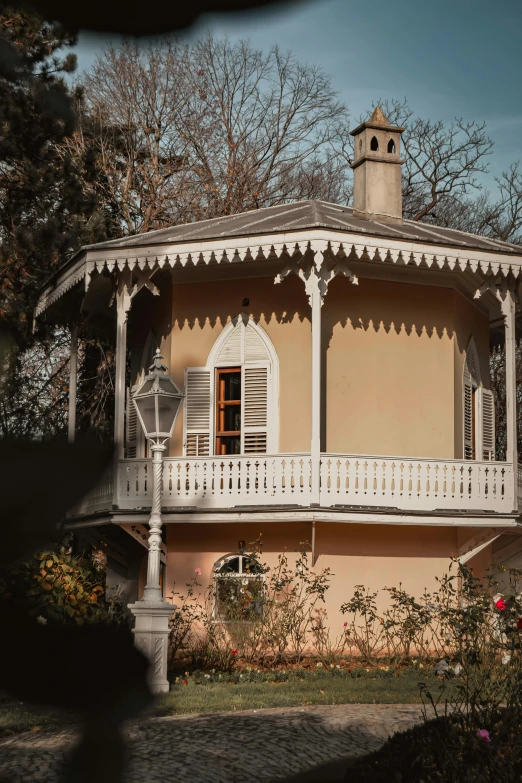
[{"xmin": 350, "ymin": 105, "xmax": 405, "ymax": 137}]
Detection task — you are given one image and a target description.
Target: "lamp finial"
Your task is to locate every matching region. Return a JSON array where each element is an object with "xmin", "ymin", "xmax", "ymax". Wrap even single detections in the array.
[{"xmin": 150, "ymin": 349, "xmax": 168, "ymax": 374}]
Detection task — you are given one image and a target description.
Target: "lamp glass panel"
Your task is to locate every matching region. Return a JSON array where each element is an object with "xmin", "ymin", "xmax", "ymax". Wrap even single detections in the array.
[
  {"xmin": 157, "ymin": 395, "xmax": 181, "ymax": 434},
  {"xmin": 135, "ymin": 395, "xmax": 156, "ymax": 436},
  {"xmin": 158, "ymin": 378, "xmax": 174, "ymax": 392},
  {"xmin": 140, "ymin": 378, "xmax": 155, "ymax": 394}
]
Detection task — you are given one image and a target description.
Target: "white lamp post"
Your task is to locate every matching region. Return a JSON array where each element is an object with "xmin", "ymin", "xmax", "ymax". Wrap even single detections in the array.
[{"xmin": 128, "ymin": 350, "xmax": 183, "ymax": 693}]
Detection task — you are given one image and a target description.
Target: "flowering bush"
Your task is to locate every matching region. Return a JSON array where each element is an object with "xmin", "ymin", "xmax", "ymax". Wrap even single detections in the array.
[{"xmin": 167, "ymin": 541, "xmax": 332, "ymax": 670}]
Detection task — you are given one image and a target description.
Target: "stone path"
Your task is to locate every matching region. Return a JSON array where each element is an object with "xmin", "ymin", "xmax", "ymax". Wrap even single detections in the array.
[{"xmin": 0, "ymin": 704, "xmax": 424, "ymax": 782}]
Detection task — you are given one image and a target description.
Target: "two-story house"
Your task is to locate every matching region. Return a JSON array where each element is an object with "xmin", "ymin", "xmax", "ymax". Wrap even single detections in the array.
[{"xmin": 36, "ymin": 107, "xmax": 522, "ymax": 624}]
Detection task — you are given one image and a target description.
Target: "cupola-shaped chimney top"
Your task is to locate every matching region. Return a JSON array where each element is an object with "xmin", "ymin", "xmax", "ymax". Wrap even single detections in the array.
[{"xmin": 350, "ymin": 106, "xmax": 405, "ymax": 223}]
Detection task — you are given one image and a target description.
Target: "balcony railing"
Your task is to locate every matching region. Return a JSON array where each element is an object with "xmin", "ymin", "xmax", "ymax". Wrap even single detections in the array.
[{"xmin": 71, "ymin": 453, "xmax": 517, "ymax": 517}]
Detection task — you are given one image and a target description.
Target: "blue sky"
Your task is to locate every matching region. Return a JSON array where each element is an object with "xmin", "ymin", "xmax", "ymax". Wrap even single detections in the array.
[{"xmin": 73, "ymin": 0, "xmax": 522, "ymax": 193}]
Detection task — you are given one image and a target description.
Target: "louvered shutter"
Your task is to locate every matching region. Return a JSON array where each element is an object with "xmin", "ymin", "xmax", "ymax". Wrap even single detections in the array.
[
  {"xmin": 463, "ymin": 366, "xmax": 474, "ymax": 460},
  {"xmin": 242, "ymin": 364, "xmax": 269, "ymax": 454},
  {"xmin": 184, "ymin": 368, "xmax": 211, "ymax": 456},
  {"xmin": 126, "ymin": 387, "xmax": 138, "ymax": 458},
  {"xmin": 480, "ymin": 388, "xmax": 495, "ymax": 461}
]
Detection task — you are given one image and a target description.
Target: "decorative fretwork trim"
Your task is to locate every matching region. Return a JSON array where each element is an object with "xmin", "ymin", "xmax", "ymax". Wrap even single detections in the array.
[{"xmin": 35, "ymin": 229, "xmax": 522, "ymax": 317}]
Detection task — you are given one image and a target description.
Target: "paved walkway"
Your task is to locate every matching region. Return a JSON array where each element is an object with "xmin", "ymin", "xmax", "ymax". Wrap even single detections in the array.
[{"xmin": 0, "ymin": 704, "xmax": 424, "ymax": 782}]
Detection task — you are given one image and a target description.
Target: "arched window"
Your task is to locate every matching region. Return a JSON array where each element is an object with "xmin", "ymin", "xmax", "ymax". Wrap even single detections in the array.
[
  {"xmin": 387, "ymin": 139, "xmax": 396, "ymax": 154},
  {"xmin": 463, "ymin": 337, "xmax": 495, "ymax": 460},
  {"xmin": 213, "ymin": 553, "xmax": 264, "ymax": 622},
  {"xmin": 370, "ymin": 135, "xmax": 379, "ymax": 151},
  {"xmin": 184, "ymin": 314, "xmax": 279, "ymax": 456}
]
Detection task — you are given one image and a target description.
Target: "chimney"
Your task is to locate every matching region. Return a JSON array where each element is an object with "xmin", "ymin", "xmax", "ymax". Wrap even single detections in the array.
[{"xmin": 350, "ymin": 106, "xmax": 405, "ymax": 223}]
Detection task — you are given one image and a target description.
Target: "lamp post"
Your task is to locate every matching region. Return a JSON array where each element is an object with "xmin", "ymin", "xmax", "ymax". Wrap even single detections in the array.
[{"xmin": 128, "ymin": 350, "xmax": 183, "ymax": 693}]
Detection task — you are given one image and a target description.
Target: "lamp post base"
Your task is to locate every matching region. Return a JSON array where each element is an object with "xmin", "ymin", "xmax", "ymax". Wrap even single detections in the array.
[{"xmin": 128, "ymin": 600, "xmax": 175, "ymax": 694}]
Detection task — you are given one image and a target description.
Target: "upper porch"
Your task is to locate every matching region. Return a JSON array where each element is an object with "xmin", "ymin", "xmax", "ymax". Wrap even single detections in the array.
[{"xmin": 73, "ymin": 452, "xmax": 522, "ymax": 520}]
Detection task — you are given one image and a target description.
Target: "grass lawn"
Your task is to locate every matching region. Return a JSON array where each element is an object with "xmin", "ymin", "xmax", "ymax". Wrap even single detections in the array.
[
  {"xmin": 0, "ymin": 669, "xmax": 447, "ymax": 736},
  {"xmin": 156, "ymin": 670, "xmax": 443, "ymax": 716},
  {"xmin": 0, "ymin": 699, "xmax": 75, "ymax": 737}
]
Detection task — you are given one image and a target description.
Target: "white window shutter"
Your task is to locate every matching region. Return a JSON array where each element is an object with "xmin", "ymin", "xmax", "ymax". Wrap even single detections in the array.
[
  {"xmin": 242, "ymin": 364, "xmax": 269, "ymax": 454},
  {"xmin": 184, "ymin": 368, "xmax": 211, "ymax": 456},
  {"xmin": 463, "ymin": 367, "xmax": 474, "ymax": 460},
  {"xmin": 126, "ymin": 387, "xmax": 138, "ymax": 458},
  {"xmin": 480, "ymin": 388, "xmax": 495, "ymax": 461}
]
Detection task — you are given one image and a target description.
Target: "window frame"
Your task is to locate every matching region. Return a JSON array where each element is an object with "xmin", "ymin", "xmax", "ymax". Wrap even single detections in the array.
[
  {"xmin": 215, "ymin": 367, "xmax": 242, "ymax": 455},
  {"xmin": 212, "ymin": 553, "xmax": 265, "ymax": 623}
]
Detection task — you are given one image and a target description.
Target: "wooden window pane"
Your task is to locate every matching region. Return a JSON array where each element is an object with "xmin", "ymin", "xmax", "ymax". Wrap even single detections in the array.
[{"xmin": 216, "ymin": 368, "xmax": 241, "ymax": 455}]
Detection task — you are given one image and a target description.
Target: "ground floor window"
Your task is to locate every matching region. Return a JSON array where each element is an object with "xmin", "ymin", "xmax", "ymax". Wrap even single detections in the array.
[{"xmin": 213, "ymin": 553, "xmax": 264, "ymax": 621}]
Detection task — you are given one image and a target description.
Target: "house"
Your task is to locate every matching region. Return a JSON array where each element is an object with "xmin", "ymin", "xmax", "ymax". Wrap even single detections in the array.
[{"xmin": 36, "ymin": 107, "xmax": 522, "ymax": 639}]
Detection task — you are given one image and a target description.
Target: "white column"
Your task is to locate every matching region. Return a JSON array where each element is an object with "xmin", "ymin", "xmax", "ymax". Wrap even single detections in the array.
[
  {"xmin": 67, "ymin": 323, "xmax": 78, "ymax": 444},
  {"xmin": 114, "ymin": 270, "xmax": 132, "ymax": 459},
  {"xmin": 310, "ymin": 284, "xmax": 322, "ymax": 505},
  {"xmin": 501, "ymin": 286, "xmax": 517, "ymax": 470}
]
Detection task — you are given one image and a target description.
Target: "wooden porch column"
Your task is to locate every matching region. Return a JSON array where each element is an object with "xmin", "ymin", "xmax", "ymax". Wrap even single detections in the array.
[
  {"xmin": 114, "ymin": 269, "xmax": 132, "ymax": 459},
  {"xmin": 310, "ymin": 284, "xmax": 322, "ymax": 505},
  {"xmin": 501, "ymin": 285, "xmax": 518, "ymax": 471},
  {"xmin": 67, "ymin": 323, "xmax": 78, "ymax": 444}
]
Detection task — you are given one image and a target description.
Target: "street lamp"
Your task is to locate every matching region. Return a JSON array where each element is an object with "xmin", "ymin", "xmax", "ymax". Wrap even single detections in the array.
[{"xmin": 129, "ymin": 349, "xmax": 183, "ymax": 693}]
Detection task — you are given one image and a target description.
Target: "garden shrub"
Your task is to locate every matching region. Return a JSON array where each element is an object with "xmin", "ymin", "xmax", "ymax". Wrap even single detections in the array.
[
  {"xmin": 0, "ymin": 544, "xmax": 129, "ymax": 627},
  {"xmin": 346, "ymin": 561, "xmax": 522, "ymax": 782}
]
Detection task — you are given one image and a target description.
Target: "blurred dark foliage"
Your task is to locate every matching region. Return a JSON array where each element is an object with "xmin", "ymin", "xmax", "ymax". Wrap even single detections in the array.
[
  {"xmin": 0, "ymin": 436, "xmax": 152, "ymax": 783},
  {"xmin": 0, "ymin": 0, "xmax": 299, "ymax": 36}
]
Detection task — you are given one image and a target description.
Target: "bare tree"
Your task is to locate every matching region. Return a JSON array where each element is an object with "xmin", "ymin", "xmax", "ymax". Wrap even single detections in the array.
[
  {"xmin": 68, "ymin": 35, "xmax": 351, "ymax": 235},
  {"xmin": 68, "ymin": 41, "xmax": 190, "ymax": 235}
]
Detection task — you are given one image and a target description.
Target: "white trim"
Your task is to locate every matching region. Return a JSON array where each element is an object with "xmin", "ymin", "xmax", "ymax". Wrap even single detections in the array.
[{"xmin": 105, "ymin": 510, "xmax": 521, "ymax": 527}]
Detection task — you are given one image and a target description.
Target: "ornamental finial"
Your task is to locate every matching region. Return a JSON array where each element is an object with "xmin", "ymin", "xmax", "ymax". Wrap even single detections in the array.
[{"xmin": 149, "ymin": 348, "xmax": 169, "ymax": 374}]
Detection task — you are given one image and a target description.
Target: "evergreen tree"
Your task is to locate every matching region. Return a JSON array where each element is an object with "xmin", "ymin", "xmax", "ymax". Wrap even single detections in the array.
[{"xmin": 0, "ymin": 9, "xmax": 105, "ymax": 344}]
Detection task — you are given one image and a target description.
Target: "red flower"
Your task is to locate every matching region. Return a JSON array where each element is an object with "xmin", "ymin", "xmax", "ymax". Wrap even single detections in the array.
[
  {"xmin": 496, "ymin": 598, "xmax": 507, "ymax": 611},
  {"xmin": 231, "ymin": 649, "xmax": 238, "ymax": 656},
  {"xmin": 183, "ymin": 679, "xmax": 188, "ymax": 685},
  {"xmin": 517, "ymin": 618, "xmax": 522, "ymax": 630}
]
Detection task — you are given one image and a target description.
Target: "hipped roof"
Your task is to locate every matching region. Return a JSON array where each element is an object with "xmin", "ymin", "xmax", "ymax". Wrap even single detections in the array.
[{"xmin": 75, "ymin": 200, "xmax": 520, "ymax": 256}]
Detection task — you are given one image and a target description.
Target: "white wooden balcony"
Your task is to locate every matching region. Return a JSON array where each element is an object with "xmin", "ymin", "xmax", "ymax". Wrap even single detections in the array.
[{"xmin": 71, "ymin": 454, "xmax": 521, "ymax": 517}]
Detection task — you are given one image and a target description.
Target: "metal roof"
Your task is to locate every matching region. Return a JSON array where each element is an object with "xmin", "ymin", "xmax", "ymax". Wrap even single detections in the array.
[{"xmin": 79, "ymin": 200, "xmax": 520, "ymax": 256}]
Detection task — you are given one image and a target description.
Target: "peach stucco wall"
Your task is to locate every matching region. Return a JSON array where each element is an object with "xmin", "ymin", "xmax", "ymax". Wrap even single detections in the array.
[
  {"xmin": 324, "ymin": 276, "xmax": 456, "ymax": 458},
  {"xmin": 164, "ymin": 522, "xmax": 476, "ymax": 622},
  {"xmin": 128, "ymin": 271, "xmax": 490, "ymax": 460}
]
